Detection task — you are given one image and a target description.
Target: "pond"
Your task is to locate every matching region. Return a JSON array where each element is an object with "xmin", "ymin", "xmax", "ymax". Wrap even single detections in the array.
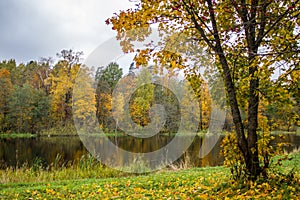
[{"xmin": 0, "ymin": 134, "xmax": 299, "ymax": 169}]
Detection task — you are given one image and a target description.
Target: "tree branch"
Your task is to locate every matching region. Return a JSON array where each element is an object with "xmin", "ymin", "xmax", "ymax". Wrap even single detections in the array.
[
  {"xmin": 256, "ymin": 0, "xmax": 300, "ymax": 47},
  {"xmin": 181, "ymin": 0, "xmax": 216, "ymax": 50},
  {"xmin": 256, "ymin": 0, "xmax": 271, "ymax": 47}
]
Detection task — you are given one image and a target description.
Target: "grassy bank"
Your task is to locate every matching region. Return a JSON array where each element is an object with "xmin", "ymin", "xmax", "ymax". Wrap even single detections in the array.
[
  {"xmin": 0, "ymin": 154, "xmax": 128, "ymax": 184},
  {"xmin": 1, "ymin": 153, "xmax": 300, "ymax": 199},
  {"xmin": 1, "ymin": 128, "xmax": 298, "ymax": 138},
  {"xmin": 0, "ymin": 133, "xmax": 36, "ymax": 139}
]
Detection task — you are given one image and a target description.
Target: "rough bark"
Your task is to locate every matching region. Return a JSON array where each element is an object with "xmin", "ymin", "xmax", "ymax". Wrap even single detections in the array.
[
  {"xmin": 247, "ymin": 66, "xmax": 260, "ymax": 178},
  {"xmin": 207, "ymin": 0, "xmax": 261, "ymax": 178},
  {"xmin": 182, "ymin": 0, "xmax": 298, "ymax": 179}
]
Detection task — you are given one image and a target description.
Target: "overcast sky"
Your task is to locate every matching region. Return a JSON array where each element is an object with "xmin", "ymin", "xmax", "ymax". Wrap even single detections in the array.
[{"xmin": 0, "ymin": 0, "xmax": 135, "ymax": 64}]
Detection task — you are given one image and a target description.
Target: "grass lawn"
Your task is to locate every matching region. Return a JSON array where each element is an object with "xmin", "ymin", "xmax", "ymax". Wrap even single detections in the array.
[
  {"xmin": 0, "ymin": 133, "xmax": 36, "ymax": 139},
  {"xmin": 1, "ymin": 153, "xmax": 300, "ymax": 199}
]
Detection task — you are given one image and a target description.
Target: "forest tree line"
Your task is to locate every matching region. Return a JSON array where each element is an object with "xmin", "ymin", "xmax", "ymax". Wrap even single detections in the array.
[{"xmin": 0, "ymin": 49, "xmax": 298, "ymax": 134}]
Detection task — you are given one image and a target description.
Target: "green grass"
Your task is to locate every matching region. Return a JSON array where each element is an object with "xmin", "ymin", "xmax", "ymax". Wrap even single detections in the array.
[
  {"xmin": 0, "ymin": 167, "xmax": 230, "ymax": 199},
  {"xmin": 0, "ymin": 133, "xmax": 36, "ymax": 138},
  {"xmin": 2, "ymin": 128, "xmax": 298, "ymax": 138},
  {"xmin": 271, "ymin": 130, "xmax": 298, "ymax": 135},
  {"xmin": 1, "ymin": 153, "xmax": 300, "ymax": 199},
  {"xmin": 0, "ymin": 154, "xmax": 128, "ymax": 184},
  {"xmin": 269, "ymin": 149, "xmax": 300, "ymax": 174}
]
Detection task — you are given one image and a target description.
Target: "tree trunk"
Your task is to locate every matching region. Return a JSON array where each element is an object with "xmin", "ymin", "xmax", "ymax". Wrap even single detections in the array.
[
  {"xmin": 217, "ymin": 54, "xmax": 250, "ymax": 163},
  {"xmin": 216, "ymin": 40, "xmax": 261, "ymax": 179},
  {"xmin": 199, "ymin": 98, "xmax": 203, "ymax": 131},
  {"xmin": 198, "ymin": 0, "xmax": 262, "ymax": 179},
  {"xmin": 247, "ymin": 70, "xmax": 260, "ymax": 178}
]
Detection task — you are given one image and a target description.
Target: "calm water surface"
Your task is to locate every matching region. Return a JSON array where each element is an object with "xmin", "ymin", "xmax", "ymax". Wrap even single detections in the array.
[{"xmin": 0, "ymin": 134, "xmax": 299, "ymax": 169}]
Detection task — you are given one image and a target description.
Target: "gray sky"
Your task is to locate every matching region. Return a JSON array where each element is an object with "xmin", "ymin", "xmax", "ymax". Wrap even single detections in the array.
[{"xmin": 0, "ymin": 0, "xmax": 135, "ymax": 63}]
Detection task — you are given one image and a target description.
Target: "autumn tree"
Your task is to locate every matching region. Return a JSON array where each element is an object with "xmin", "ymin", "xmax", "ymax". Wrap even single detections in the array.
[
  {"xmin": 49, "ymin": 50, "xmax": 82, "ymax": 125},
  {"xmin": 72, "ymin": 66, "xmax": 97, "ymax": 130},
  {"xmin": 96, "ymin": 62, "xmax": 123, "ymax": 94},
  {"xmin": 107, "ymin": 0, "xmax": 300, "ymax": 179},
  {"xmin": 186, "ymin": 72, "xmax": 212, "ymax": 131},
  {"xmin": 8, "ymin": 84, "xmax": 49, "ymax": 133},
  {"xmin": 0, "ymin": 60, "xmax": 18, "ymax": 85},
  {"xmin": 129, "ymin": 68, "xmax": 155, "ymax": 127},
  {"xmin": 95, "ymin": 62, "xmax": 123, "ymax": 131},
  {"xmin": 271, "ymin": 66, "xmax": 300, "ymax": 131},
  {"xmin": 26, "ymin": 60, "xmax": 52, "ymax": 94},
  {"xmin": 0, "ymin": 68, "xmax": 13, "ymax": 132},
  {"xmin": 0, "ymin": 59, "xmax": 52, "ymax": 134},
  {"xmin": 152, "ymin": 76, "xmax": 181, "ymax": 133},
  {"xmin": 112, "ymin": 93, "xmax": 125, "ymax": 133}
]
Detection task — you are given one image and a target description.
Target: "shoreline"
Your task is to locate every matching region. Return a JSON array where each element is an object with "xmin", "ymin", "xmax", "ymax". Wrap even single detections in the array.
[{"xmin": 1, "ymin": 152, "xmax": 299, "ymax": 199}]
